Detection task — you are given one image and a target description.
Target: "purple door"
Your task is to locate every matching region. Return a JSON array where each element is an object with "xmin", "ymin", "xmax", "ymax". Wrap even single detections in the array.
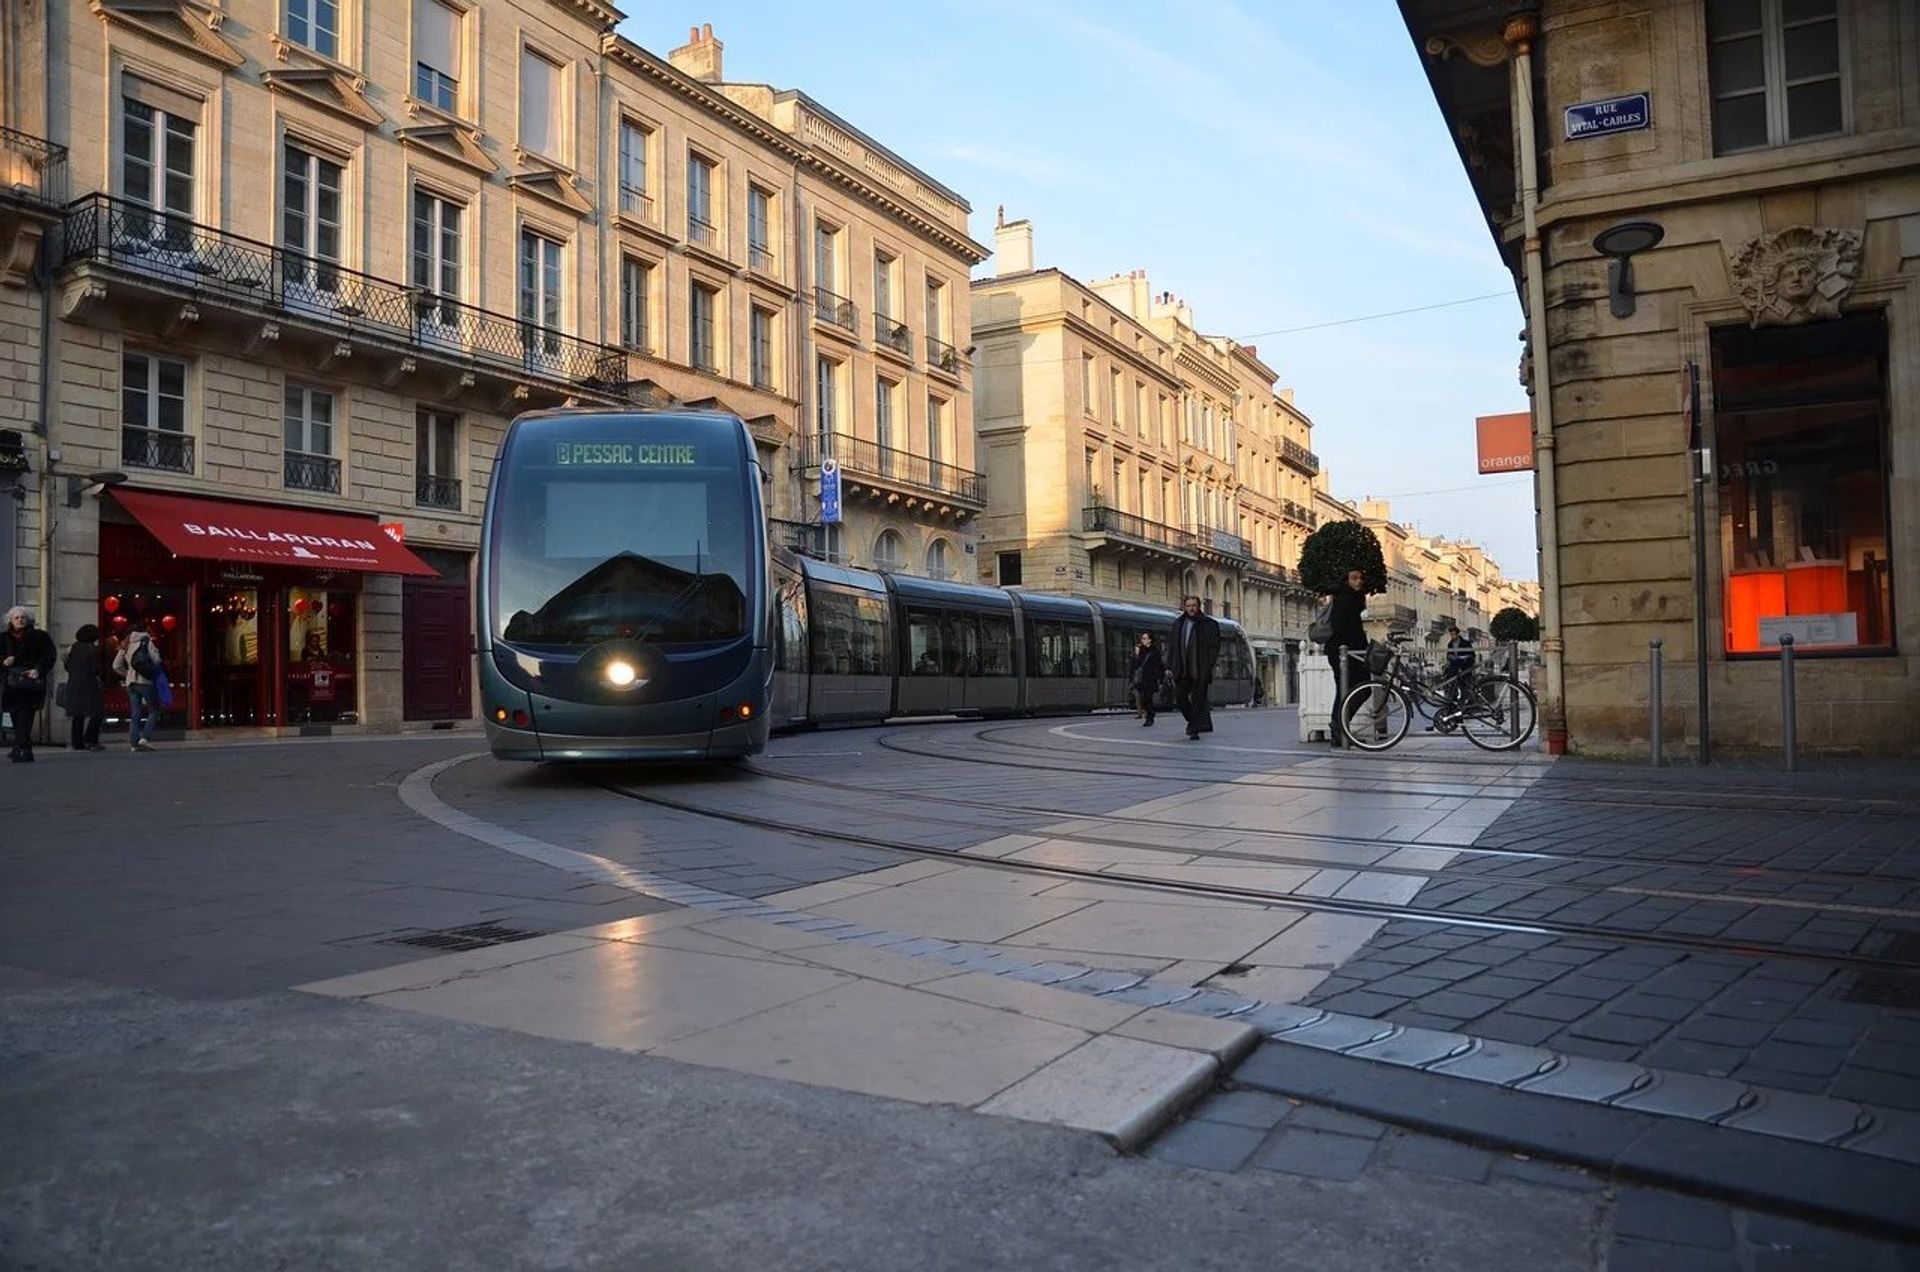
[{"xmin": 402, "ymin": 576, "xmax": 471, "ymax": 721}]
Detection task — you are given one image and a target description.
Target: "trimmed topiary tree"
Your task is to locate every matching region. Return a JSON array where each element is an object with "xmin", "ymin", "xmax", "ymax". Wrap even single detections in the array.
[
  {"xmin": 1298, "ymin": 519, "xmax": 1388, "ymax": 595},
  {"xmin": 1490, "ymin": 606, "xmax": 1541, "ymax": 642}
]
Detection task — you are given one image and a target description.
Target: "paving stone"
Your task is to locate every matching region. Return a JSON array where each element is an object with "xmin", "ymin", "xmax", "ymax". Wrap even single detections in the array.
[
  {"xmin": 1606, "ymin": 1239, "xmax": 1738, "ymax": 1272},
  {"xmin": 1551, "ymin": 1036, "xmax": 1642, "ymax": 1062},
  {"xmin": 1452, "ymin": 974, "xmax": 1552, "ymax": 999},
  {"xmin": 1729, "ymin": 1065, "xmax": 1828, "ymax": 1095},
  {"xmin": 1676, "ymin": 1015, "xmax": 1773, "ymax": 1047},
  {"xmin": 1745, "ymin": 1211, "xmax": 1908, "ymax": 1261},
  {"xmin": 1566, "ymin": 1014, "xmax": 1671, "ymax": 1046},
  {"xmin": 1748, "ymin": 1041, "xmax": 1848, "ymax": 1078},
  {"xmin": 1364, "ymin": 973, "xmax": 1459, "ymax": 998},
  {"xmin": 1384, "ymin": 1133, "xmax": 1494, "ymax": 1182},
  {"xmin": 1491, "ymin": 1155, "xmax": 1605, "ymax": 1192},
  {"xmin": 1767, "ymin": 1019, "xmax": 1864, "ymax": 1049},
  {"xmin": 1539, "ymin": 975, "xmax": 1633, "ymax": 1002},
  {"xmin": 1287, "ymin": 1105, "xmax": 1389, "ymax": 1139},
  {"xmin": 1612, "ymin": 1186, "xmax": 1736, "ymax": 1250},
  {"xmin": 1505, "ymin": 992, "xmax": 1597, "ymax": 1023},
  {"xmin": 1607, "ymin": 995, "xmax": 1700, "ymax": 1024},
  {"xmin": 1469, "ymin": 1013, "xmax": 1563, "ymax": 1047},
  {"xmin": 1852, "ymin": 1041, "xmax": 1920, "ymax": 1077},
  {"xmin": 1144, "ymin": 1118, "xmax": 1267, "ymax": 1172},
  {"xmin": 1187, "ymin": 1090, "xmax": 1290, "ymax": 1130},
  {"xmin": 1411, "ymin": 990, "xmax": 1507, "ymax": 1021},
  {"xmin": 1310, "ymin": 990, "xmax": 1407, "ymax": 1018},
  {"xmin": 1248, "ymin": 1128, "xmax": 1379, "ymax": 1181}
]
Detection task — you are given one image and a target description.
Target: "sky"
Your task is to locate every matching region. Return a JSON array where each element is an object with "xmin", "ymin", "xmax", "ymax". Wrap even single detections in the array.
[{"xmin": 618, "ymin": 0, "xmax": 1539, "ymax": 581}]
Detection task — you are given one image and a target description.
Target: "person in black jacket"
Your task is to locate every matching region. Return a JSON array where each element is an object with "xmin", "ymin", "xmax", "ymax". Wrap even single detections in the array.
[
  {"xmin": 1129, "ymin": 632, "xmax": 1165, "ymax": 727},
  {"xmin": 1321, "ymin": 568, "xmax": 1371, "ymax": 747},
  {"xmin": 2, "ymin": 605, "xmax": 59, "ymax": 763},
  {"xmin": 64, "ymin": 624, "xmax": 107, "ymax": 752},
  {"xmin": 1167, "ymin": 596, "xmax": 1221, "ymax": 741}
]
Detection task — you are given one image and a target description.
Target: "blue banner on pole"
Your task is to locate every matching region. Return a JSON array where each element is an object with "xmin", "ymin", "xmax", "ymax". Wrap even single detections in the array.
[
  {"xmin": 819, "ymin": 459, "xmax": 842, "ymax": 525},
  {"xmin": 1564, "ymin": 93, "xmax": 1650, "ymax": 140}
]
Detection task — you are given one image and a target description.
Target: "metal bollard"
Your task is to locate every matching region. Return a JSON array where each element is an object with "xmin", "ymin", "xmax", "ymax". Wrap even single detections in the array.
[
  {"xmin": 1335, "ymin": 644, "xmax": 1349, "ymax": 750},
  {"xmin": 1648, "ymin": 638, "xmax": 1664, "ymax": 767},
  {"xmin": 1780, "ymin": 633, "xmax": 1797, "ymax": 772}
]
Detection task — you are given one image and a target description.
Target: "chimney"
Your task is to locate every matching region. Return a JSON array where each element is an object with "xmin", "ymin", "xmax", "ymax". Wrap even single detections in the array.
[
  {"xmin": 669, "ymin": 23, "xmax": 724, "ymax": 83},
  {"xmin": 994, "ymin": 214, "xmax": 1033, "ymax": 276}
]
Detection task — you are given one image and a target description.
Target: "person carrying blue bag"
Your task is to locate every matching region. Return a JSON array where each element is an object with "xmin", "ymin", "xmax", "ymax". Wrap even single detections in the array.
[{"xmin": 112, "ymin": 618, "xmax": 166, "ymax": 751}]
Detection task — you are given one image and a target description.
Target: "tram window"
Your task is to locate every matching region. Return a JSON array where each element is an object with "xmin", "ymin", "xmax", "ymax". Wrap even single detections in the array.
[
  {"xmin": 979, "ymin": 614, "xmax": 1015, "ymax": 676},
  {"xmin": 776, "ymin": 580, "xmax": 806, "ymax": 672},
  {"xmin": 946, "ymin": 614, "xmax": 982, "ymax": 676},
  {"xmin": 1104, "ymin": 625, "xmax": 1135, "ymax": 681},
  {"xmin": 1029, "ymin": 619, "xmax": 1064, "ymax": 678},
  {"xmin": 1065, "ymin": 624, "xmax": 1094, "ymax": 678},
  {"xmin": 810, "ymin": 588, "xmax": 888, "ymax": 675},
  {"xmin": 907, "ymin": 607, "xmax": 944, "ymax": 676}
]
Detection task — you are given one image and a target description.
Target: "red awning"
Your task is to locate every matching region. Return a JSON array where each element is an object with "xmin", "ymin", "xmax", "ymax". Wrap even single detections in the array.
[{"xmin": 112, "ymin": 489, "xmax": 436, "ymax": 576}]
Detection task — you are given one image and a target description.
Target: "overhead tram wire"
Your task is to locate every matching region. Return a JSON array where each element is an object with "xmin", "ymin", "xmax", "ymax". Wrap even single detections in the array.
[{"xmin": 1235, "ymin": 290, "xmax": 1514, "ymax": 341}]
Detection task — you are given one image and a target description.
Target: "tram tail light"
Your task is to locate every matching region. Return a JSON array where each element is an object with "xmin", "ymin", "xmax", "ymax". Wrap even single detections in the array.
[
  {"xmin": 511, "ymin": 709, "xmax": 531, "ymax": 728},
  {"xmin": 718, "ymin": 701, "xmax": 756, "ymax": 724},
  {"xmin": 493, "ymin": 708, "xmax": 509, "ymax": 723}
]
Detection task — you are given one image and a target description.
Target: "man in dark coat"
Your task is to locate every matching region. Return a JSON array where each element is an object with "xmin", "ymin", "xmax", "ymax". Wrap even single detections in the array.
[
  {"xmin": 1321, "ymin": 568, "xmax": 1370, "ymax": 747},
  {"xmin": 64, "ymin": 624, "xmax": 107, "ymax": 751},
  {"xmin": 1167, "ymin": 595, "xmax": 1221, "ymax": 741}
]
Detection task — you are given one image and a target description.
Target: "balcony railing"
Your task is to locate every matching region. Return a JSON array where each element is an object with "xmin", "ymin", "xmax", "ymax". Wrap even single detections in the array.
[
  {"xmin": 687, "ymin": 214, "xmax": 717, "ymax": 249},
  {"xmin": 284, "ymin": 451, "xmax": 340, "ymax": 494},
  {"xmin": 814, "ymin": 287, "xmax": 857, "ymax": 333},
  {"xmin": 874, "ymin": 313, "xmax": 910, "ymax": 355},
  {"xmin": 61, "ymin": 195, "xmax": 637, "ymax": 400},
  {"xmin": 925, "ymin": 334, "xmax": 960, "ymax": 374},
  {"xmin": 748, "ymin": 244, "xmax": 774, "ymax": 272},
  {"xmin": 1189, "ymin": 525, "xmax": 1253, "ymax": 560},
  {"xmin": 415, "ymin": 472, "xmax": 463, "ymax": 512},
  {"xmin": 121, "ymin": 426, "xmax": 193, "ymax": 474},
  {"xmin": 770, "ymin": 518, "xmax": 848, "ymax": 564},
  {"xmin": 1283, "ymin": 439, "xmax": 1321, "ymax": 475},
  {"xmin": 1082, "ymin": 505, "xmax": 1195, "ymax": 555},
  {"xmin": 1, "ymin": 126, "xmax": 68, "ymax": 208},
  {"xmin": 798, "ymin": 432, "xmax": 983, "ymax": 504},
  {"xmin": 1281, "ymin": 499, "xmax": 1318, "ymax": 529},
  {"xmin": 618, "ymin": 183, "xmax": 652, "ymax": 219}
]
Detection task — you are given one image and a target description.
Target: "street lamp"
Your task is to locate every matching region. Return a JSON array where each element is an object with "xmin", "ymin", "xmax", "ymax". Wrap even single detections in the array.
[
  {"xmin": 65, "ymin": 469, "xmax": 127, "ymax": 508},
  {"xmin": 1592, "ymin": 220, "xmax": 1665, "ymax": 319}
]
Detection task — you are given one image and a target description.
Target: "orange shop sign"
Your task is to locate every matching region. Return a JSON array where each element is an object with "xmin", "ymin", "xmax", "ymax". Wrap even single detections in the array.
[{"xmin": 1476, "ymin": 412, "xmax": 1534, "ymax": 474}]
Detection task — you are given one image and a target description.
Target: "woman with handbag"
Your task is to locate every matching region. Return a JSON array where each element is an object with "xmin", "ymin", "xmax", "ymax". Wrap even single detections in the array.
[
  {"xmin": 63, "ymin": 624, "xmax": 107, "ymax": 752},
  {"xmin": 2, "ymin": 605, "xmax": 59, "ymax": 763},
  {"xmin": 1129, "ymin": 632, "xmax": 1165, "ymax": 728}
]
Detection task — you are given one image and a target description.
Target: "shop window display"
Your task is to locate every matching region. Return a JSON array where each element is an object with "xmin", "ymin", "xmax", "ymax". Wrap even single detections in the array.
[
  {"xmin": 99, "ymin": 587, "xmax": 191, "ymax": 730},
  {"xmin": 286, "ymin": 587, "xmax": 357, "ymax": 723}
]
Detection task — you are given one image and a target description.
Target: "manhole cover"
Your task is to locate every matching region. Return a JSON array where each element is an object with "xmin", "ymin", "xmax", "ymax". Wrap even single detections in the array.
[{"xmin": 384, "ymin": 924, "xmax": 544, "ymax": 953}]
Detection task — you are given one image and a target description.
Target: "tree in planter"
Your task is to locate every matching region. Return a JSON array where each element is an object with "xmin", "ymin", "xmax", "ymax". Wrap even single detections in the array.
[
  {"xmin": 1297, "ymin": 519, "xmax": 1388, "ymax": 595},
  {"xmin": 1490, "ymin": 606, "xmax": 1541, "ymax": 643}
]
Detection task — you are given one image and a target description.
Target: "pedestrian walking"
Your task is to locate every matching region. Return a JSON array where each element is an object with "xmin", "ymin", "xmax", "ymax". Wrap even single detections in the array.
[
  {"xmin": 2, "ymin": 605, "xmax": 58, "ymax": 763},
  {"xmin": 1318, "ymin": 568, "xmax": 1371, "ymax": 747},
  {"xmin": 63, "ymin": 624, "xmax": 107, "ymax": 752},
  {"xmin": 113, "ymin": 618, "xmax": 162, "ymax": 752},
  {"xmin": 1129, "ymin": 632, "xmax": 1165, "ymax": 727},
  {"xmin": 1167, "ymin": 596, "xmax": 1221, "ymax": 741}
]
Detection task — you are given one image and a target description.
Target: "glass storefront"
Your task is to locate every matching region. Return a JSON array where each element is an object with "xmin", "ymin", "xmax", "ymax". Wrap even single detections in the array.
[{"xmin": 285, "ymin": 586, "xmax": 357, "ymax": 724}]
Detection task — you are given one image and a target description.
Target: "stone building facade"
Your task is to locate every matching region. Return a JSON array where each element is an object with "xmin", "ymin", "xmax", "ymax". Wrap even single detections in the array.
[
  {"xmin": 1403, "ymin": 0, "xmax": 1919, "ymax": 756},
  {"xmin": 971, "ymin": 217, "xmax": 1320, "ymax": 702},
  {"xmin": 0, "ymin": 0, "xmax": 982, "ymax": 739}
]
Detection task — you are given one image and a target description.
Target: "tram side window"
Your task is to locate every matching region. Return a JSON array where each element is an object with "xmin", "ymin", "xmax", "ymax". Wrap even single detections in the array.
[
  {"xmin": 944, "ymin": 613, "xmax": 980, "ymax": 676},
  {"xmin": 908, "ymin": 607, "xmax": 944, "ymax": 676},
  {"xmin": 1029, "ymin": 619, "xmax": 1065, "ymax": 677},
  {"xmin": 1103, "ymin": 625, "xmax": 1136, "ymax": 681},
  {"xmin": 979, "ymin": 614, "xmax": 1015, "ymax": 676},
  {"xmin": 1065, "ymin": 624, "xmax": 1094, "ymax": 678},
  {"xmin": 776, "ymin": 580, "xmax": 807, "ymax": 672},
  {"xmin": 810, "ymin": 588, "xmax": 888, "ymax": 675}
]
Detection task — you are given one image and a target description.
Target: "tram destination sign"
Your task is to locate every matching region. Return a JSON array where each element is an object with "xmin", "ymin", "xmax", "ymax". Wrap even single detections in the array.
[
  {"xmin": 1565, "ymin": 92, "xmax": 1650, "ymax": 140},
  {"xmin": 553, "ymin": 441, "xmax": 699, "ymax": 467}
]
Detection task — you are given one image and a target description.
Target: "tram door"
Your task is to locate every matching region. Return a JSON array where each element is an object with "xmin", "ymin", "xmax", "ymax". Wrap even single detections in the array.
[{"xmin": 898, "ymin": 606, "xmax": 953, "ymax": 715}]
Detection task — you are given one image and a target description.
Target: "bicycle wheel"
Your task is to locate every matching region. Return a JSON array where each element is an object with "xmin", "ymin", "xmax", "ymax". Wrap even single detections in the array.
[
  {"xmin": 1338, "ymin": 681, "xmax": 1411, "ymax": 752},
  {"xmin": 1460, "ymin": 676, "xmax": 1538, "ymax": 750}
]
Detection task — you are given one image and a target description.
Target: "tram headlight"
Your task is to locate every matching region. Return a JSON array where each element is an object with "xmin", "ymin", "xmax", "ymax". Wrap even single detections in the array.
[{"xmin": 605, "ymin": 660, "xmax": 640, "ymax": 688}]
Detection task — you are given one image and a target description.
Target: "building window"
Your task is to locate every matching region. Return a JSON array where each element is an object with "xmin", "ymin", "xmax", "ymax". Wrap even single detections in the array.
[
  {"xmin": 1085, "ymin": 448, "xmax": 1097, "ymax": 500},
  {"xmin": 875, "ymin": 376, "xmax": 897, "ymax": 452},
  {"xmin": 1136, "ymin": 383, "xmax": 1149, "ymax": 439},
  {"xmin": 121, "ymin": 92, "xmax": 196, "ymax": 244},
  {"xmin": 874, "ymin": 531, "xmax": 906, "ymax": 572},
  {"xmin": 519, "ymin": 47, "xmax": 562, "ymax": 159},
  {"xmin": 288, "ymin": 0, "xmax": 340, "ymax": 59},
  {"xmin": 121, "ymin": 352, "xmax": 191, "ymax": 473},
  {"xmin": 750, "ymin": 306, "xmax": 775, "ymax": 388},
  {"xmin": 414, "ymin": 0, "xmax": 460, "ymax": 110},
  {"xmin": 924, "ymin": 276, "xmax": 945, "ymax": 340},
  {"xmin": 927, "ymin": 395, "xmax": 946, "ymax": 465},
  {"xmin": 815, "ymin": 356, "xmax": 839, "ymax": 443},
  {"xmin": 747, "ymin": 184, "xmax": 773, "ymax": 268},
  {"xmin": 281, "ymin": 141, "xmax": 343, "ymax": 298},
  {"xmin": 813, "ymin": 220, "xmax": 841, "ymax": 298},
  {"xmin": 410, "ymin": 189, "xmax": 461, "ymax": 323},
  {"xmin": 689, "ymin": 283, "xmax": 718, "ymax": 372},
  {"xmin": 1081, "ymin": 355, "xmax": 1096, "ymax": 416},
  {"xmin": 1713, "ymin": 312, "xmax": 1892, "ymax": 654},
  {"xmin": 998, "ymin": 551, "xmax": 1022, "ymax": 586},
  {"xmin": 687, "ymin": 153, "xmax": 716, "ymax": 246},
  {"xmin": 415, "ymin": 407, "xmax": 461, "ymax": 511},
  {"xmin": 620, "ymin": 256, "xmax": 651, "ymax": 352},
  {"xmin": 618, "ymin": 120, "xmax": 650, "ymax": 216},
  {"xmin": 926, "ymin": 539, "xmax": 952, "ymax": 581},
  {"xmin": 1110, "ymin": 369, "xmax": 1124, "ymax": 428},
  {"xmin": 518, "ymin": 230, "xmax": 562, "ymax": 367},
  {"xmin": 284, "ymin": 384, "xmax": 340, "ymax": 493},
  {"xmin": 1707, "ymin": 0, "xmax": 1843, "ymax": 155},
  {"xmin": 873, "ymin": 251, "xmax": 896, "ymax": 321}
]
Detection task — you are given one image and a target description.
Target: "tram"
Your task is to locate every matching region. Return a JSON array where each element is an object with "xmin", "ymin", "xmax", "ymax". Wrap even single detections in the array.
[{"xmin": 478, "ymin": 409, "xmax": 772, "ymax": 761}]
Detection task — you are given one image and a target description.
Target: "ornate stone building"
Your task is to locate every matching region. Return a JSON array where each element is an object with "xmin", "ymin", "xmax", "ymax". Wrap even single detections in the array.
[
  {"xmin": 1401, "ymin": 0, "xmax": 1919, "ymax": 755},
  {"xmin": 971, "ymin": 218, "xmax": 1322, "ymax": 701},
  {"xmin": 0, "ymin": 1, "xmax": 982, "ymax": 738}
]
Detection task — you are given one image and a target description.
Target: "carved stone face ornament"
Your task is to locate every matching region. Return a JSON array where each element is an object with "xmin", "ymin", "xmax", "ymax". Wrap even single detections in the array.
[{"xmin": 1729, "ymin": 226, "xmax": 1863, "ymax": 327}]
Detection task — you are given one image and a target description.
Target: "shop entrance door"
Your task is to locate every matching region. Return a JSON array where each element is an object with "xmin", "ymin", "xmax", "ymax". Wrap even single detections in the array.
[{"xmin": 403, "ymin": 570, "xmax": 471, "ymax": 721}]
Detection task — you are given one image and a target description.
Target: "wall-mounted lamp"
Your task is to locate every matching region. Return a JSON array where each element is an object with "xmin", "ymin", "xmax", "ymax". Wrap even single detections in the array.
[
  {"xmin": 66, "ymin": 470, "xmax": 128, "ymax": 508},
  {"xmin": 1592, "ymin": 220, "xmax": 1665, "ymax": 318}
]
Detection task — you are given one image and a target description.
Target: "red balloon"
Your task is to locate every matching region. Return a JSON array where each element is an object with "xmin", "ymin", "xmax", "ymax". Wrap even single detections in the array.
[
  {"xmin": 103, "ymin": 596, "xmax": 120, "ymax": 614},
  {"xmin": 161, "ymin": 614, "xmax": 177, "ymax": 632},
  {"xmin": 293, "ymin": 599, "xmax": 309, "ymax": 616},
  {"xmin": 112, "ymin": 614, "xmax": 128, "ymax": 627}
]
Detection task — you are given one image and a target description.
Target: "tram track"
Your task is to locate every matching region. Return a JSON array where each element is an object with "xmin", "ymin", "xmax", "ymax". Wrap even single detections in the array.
[{"xmin": 585, "ymin": 774, "xmax": 1920, "ymax": 977}]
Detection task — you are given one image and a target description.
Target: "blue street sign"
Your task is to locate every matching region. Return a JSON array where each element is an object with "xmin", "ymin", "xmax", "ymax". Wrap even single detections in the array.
[
  {"xmin": 1565, "ymin": 93, "xmax": 1650, "ymax": 140},
  {"xmin": 819, "ymin": 458, "xmax": 842, "ymax": 525}
]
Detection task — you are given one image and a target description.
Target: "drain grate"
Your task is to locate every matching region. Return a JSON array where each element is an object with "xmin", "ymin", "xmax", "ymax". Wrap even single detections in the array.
[
  {"xmin": 385, "ymin": 923, "xmax": 545, "ymax": 953},
  {"xmin": 1838, "ymin": 931, "xmax": 1920, "ymax": 1010}
]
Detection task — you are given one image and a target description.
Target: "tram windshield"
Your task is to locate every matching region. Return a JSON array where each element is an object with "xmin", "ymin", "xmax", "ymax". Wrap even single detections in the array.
[{"xmin": 491, "ymin": 415, "xmax": 753, "ymax": 649}]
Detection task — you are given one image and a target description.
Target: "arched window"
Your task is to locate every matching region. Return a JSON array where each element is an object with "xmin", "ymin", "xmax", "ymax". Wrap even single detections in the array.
[
  {"xmin": 874, "ymin": 530, "xmax": 906, "ymax": 572},
  {"xmin": 926, "ymin": 538, "xmax": 952, "ymax": 580}
]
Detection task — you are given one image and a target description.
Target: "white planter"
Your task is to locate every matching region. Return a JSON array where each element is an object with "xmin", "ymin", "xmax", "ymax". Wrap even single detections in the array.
[{"xmin": 1298, "ymin": 658, "xmax": 1334, "ymax": 742}]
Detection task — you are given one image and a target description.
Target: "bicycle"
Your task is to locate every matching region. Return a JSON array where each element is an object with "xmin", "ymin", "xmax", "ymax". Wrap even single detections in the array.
[{"xmin": 1336, "ymin": 634, "xmax": 1537, "ymax": 752}]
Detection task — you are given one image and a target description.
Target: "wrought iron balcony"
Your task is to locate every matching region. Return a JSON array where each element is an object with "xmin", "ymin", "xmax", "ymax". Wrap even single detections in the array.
[
  {"xmin": 771, "ymin": 518, "xmax": 847, "ymax": 564},
  {"xmin": 874, "ymin": 313, "xmax": 911, "ymax": 355},
  {"xmin": 1283, "ymin": 438, "xmax": 1320, "ymax": 475},
  {"xmin": 1189, "ymin": 524, "xmax": 1253, "ymax": 561},
  {"xmin": 618, "ymin": 183, "xmax": 652, "ymax": 219},
  {"xmin": 797, "ymin": 432, "xmax": 983, "ymax": 505},
  {"xmin": 1280, "ymin": 499, "xmax": 1319, "ymax": 529},
  {"xmin": 925, "ymin": 334, "xmax": 960, "ymax": 374},
  {"xmin": 748, "ymin": 244, "xmax": 774, "ymax": 273},
  {"xmin": 60, "ymin": 195, "xmax": 637, "ymax": 401},
  {"xmin": 814, "ymin": 287, "xmax": 857, "ymax": 333},
  {"xmin": 121, "ymin": 426, "xmax": 193, "ymax": 474},
  {"xmin": 1082, "ymin": 505, "xmax": 1196, "ymax": 555},
  {"xmin": 415, "ymin": 472, "xmax": 463, "ymax": 512},
  {"xmin": 0, "ymin": 126, "xmax": 68, "ymax": 208},
  {"xmin": 687, "ymin": 213, "xmax": 717, "ymax": 250},
  {"xmin": 284, "ymin": 451, "xmax": 340, "ymax": 494}
]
